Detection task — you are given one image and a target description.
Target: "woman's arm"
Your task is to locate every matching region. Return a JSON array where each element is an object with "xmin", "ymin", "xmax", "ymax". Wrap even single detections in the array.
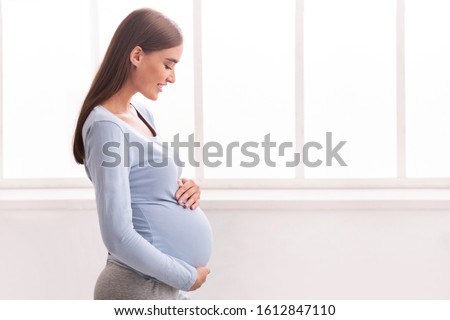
[{"xmin": 84, "ymin": 120, "xmax": 197, "ymax": 291}]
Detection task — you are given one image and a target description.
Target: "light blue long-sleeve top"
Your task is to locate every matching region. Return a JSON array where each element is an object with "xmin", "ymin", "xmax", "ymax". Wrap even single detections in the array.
[{"xmin": 82, "ymin": 100, "xmax": 212, "ymax": 291}]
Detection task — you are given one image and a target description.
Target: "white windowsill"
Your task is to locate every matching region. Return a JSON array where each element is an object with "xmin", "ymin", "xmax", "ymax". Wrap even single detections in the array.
[{"xmin": 1, "ymin": 188, "xmax": 449, "ymax": 211}]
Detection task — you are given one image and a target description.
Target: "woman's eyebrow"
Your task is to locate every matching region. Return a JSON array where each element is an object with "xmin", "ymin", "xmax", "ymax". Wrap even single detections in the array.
[{"xmin": 165, "ymin": 58, "xmax": 178, "ymax": 64}]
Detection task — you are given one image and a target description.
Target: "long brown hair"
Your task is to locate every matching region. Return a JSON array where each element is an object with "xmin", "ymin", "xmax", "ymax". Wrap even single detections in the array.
[{"xmin": 73, "ymin": 8, "xmax": 182, "ymax": 164}]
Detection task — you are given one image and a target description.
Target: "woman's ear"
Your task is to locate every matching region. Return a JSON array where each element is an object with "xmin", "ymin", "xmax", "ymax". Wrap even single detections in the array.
[{"xmin": 130, "ymin": 46, "xmax": 144, "ymax": 67}]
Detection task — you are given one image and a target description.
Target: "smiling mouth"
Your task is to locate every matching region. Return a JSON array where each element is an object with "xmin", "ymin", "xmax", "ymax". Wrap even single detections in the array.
[{"xmin": 157, "ymin": 83, "xmax": 166, "ymax": 92}]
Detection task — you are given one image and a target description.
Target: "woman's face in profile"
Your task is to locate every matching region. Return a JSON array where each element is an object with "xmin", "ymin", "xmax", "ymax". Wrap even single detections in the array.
[{"xmin": 130, "ymin": 44, "xmax": 183, "ymax": 100}]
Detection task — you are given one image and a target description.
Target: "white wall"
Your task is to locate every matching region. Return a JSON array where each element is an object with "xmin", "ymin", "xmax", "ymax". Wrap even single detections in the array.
[{"xmin": 1, "ymin": 195, "xmax": 450, "ymax": 299}]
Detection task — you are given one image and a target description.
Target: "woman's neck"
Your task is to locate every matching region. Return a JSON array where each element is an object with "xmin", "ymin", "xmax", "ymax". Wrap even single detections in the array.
[{"xmin": 101, "ymin": 83, "xmax": 137, "ymax": 115}]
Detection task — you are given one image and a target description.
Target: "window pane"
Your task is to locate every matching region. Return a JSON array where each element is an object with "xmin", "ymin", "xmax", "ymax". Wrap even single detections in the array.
[
  {"xmin": 98, "ymin": 0, "xmax": 196, "ymax": 178},
  {"xmin": 405, "ymin": 0, "xmax": 450, "ymax": 178},
  {"xmin": 2, "ymin": 0, "xmax": 92, "ymax": 178},
  {"xmin": 304, "ymin": 0, "xmax": 397, "ymax": 178},
  {"xmin": 202, "ymin": 0, "xmax": 296, "ymax": 179}
]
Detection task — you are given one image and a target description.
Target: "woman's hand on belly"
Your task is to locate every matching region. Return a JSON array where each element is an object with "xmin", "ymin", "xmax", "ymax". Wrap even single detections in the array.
[
  {"xmin": 189, "ymin": 266, "xmax": 210, "ymax": 291},
  {"xmin": 176, "ymin": 178, "xmax": 201, "ymax": 210}
]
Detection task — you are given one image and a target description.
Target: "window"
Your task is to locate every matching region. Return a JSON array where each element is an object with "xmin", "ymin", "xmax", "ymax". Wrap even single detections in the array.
[
  {"xmin": 2, "ymin": 0, "xmax": 92, "ymax": 179},
  {"xmin": 304, "ymin": 0, "xmax": 396, "ymax": 179},
  {"xmin": 1, "ymin": 0, "xmax": 449, "ymax": 188},
  {"xmin": 202, "ymin": 0, "xmax": 296, "ymax": 180},
  {"xmin": 405, "ymin": 0, "xmax": 450, "ymax": 178}
]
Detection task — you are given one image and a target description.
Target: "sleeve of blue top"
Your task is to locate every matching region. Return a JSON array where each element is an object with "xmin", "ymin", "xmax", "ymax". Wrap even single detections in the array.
[{"xmin": 84, "ymin": 120, "xmax": 197, "ymax": 291}]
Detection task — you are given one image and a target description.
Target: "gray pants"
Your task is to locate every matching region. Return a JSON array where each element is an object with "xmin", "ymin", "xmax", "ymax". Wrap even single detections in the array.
[{"xmin": 94, "ymin": 260, "xmax": 190, "ymax": 300}]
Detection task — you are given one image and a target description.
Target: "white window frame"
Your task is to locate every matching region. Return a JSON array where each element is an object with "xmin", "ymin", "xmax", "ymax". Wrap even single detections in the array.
[{"xmin": 0, "ymin": 0, "xmax": 449, "ymax": 190}]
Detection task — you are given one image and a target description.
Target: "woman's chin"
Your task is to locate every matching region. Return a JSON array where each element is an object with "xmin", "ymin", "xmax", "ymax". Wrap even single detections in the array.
[{"xmin": 143, "ymin": 92, "xmax": 159, "ymax": 101}]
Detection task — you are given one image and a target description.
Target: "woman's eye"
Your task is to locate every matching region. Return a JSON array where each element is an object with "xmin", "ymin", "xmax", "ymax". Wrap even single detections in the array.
[{"xmin": 165, "ymin": 65, "xmax": 172, "ymax": 70}]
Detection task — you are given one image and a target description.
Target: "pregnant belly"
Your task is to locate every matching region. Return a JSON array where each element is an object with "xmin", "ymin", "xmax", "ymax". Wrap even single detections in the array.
[{"xmin": 133, "ymin": 202, "xmax": 212, "ymax": 267}]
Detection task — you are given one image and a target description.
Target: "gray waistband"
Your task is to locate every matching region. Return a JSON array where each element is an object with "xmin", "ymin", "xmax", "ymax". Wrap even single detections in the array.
[{"xmin": 107, "ymin": 254, "xmax": 159, "ymax": 282}]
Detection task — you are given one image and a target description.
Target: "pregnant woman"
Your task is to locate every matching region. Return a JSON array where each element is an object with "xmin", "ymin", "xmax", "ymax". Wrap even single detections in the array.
[{"xmin": 72, "ymin": 8, "xmax": 212, "ymax": 299}]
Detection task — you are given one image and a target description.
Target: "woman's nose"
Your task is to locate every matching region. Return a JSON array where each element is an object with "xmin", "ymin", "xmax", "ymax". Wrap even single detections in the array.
[{"xmin": 167, "ymin": 70, "xmax": 176, "ymax": 83}]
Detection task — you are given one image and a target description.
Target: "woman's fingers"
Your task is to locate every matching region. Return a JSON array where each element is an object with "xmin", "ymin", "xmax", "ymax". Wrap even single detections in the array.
[{"xmin": 176, "ymin": 178, "xmax": 201, "ymax": 209}]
